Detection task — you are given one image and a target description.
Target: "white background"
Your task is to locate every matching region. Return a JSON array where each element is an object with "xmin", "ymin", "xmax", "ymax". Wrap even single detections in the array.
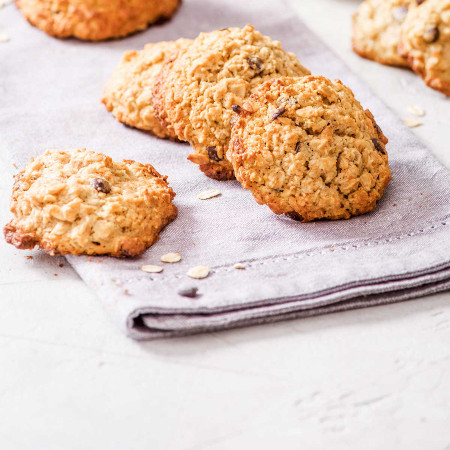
[{"xmin": 0, "ymin": 0, "xmax": 449, "ymax": 448}]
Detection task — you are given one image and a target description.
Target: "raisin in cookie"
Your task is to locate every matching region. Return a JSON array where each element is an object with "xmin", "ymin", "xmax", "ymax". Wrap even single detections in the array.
[
  {"xmin": 352, "ymin": 0, "xmax": 419, "ymax": 66},
  {"xmin": 227, "ymin": 76, "xmax": 391, "ymax": 221},
  {"xmin": 15, "ymin": 0, "xmax": 181, "ymax": 41},
  {"xmin": 153, "ymin": 25, "xmax": 310, "ymax": 181},
  {"xmin": 4, "ymin": 149, "xmax": 177, "ymax": 257},
  {"xmin": 102, "ymin": 39, "xmax": 191, "ymax": 139},
  {"xmin": 399, "ymin": 0, "xmax": 450, "ymax": 96}
]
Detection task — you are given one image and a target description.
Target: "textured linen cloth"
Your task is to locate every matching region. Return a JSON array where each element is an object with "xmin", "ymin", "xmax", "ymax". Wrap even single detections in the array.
[{"xmin": 1, "ymin": 0, "xmax": 450, "ymax": 339}]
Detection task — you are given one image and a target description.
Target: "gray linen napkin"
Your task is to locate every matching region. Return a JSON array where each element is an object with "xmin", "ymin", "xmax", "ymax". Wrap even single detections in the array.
[{"xmin": 1, "ymin": 0, "xmax": 449, "ymax": 339}]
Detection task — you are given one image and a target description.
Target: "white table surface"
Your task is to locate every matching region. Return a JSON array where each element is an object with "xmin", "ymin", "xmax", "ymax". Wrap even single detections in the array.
[{"xmin": 1, "ymin": 0, "xmax": 449, "ymax": 449}]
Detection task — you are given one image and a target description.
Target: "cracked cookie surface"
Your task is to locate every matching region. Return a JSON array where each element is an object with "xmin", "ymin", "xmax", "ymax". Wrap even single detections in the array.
[
  {"xmin": 15, "ymin": 0, "xmax": 181, "ymax": 41},
  {"xmin": 4, "ymin": 149, "xmax": 177, "ymax": 257},
  {"xmin": 152, "ymin": 25, "xmax": 310, "ymax": 181},
  {"xmin": 352, "ymin": 0, "xmax": 419, "ymax": 66},
  {"xmin": 399, "ymin": 0, "xmax": 450, "ymax": 96},
  {"xmin": 227, "ymin": 76, "xmax": 391, "ymax": 221},
  {"xmin": 102, "ymin": 39, "xmax": 191, "ymax": 139}
]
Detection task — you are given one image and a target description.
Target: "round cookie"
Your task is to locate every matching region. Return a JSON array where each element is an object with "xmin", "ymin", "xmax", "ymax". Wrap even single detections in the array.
[
  {"xmin": 227, "ymin": 76, "xmax": 391, "ymax": 222},
  {"xmin": 399, "ymin": 0, "xmax": 450, "ymax": 96},
  {"xmin": 15, "ymin": 0, "xmax": 182, "ymax": 41},
  {"xmin": 102, "ymin": 39, "xmax": 191, "ymax": 139},
  {"xmin": 352, "ymin": 0, "xmax": 419, "ymax": 67},
  {"xmin": 153, "ymin": 25, "xmax": 310, "ymax": 181},
  {"xmin": 4, "ymin": 149, "xmax": 177, "ymax": 257}
]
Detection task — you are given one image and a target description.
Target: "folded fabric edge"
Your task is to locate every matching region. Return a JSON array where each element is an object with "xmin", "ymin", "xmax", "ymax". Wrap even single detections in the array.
[{"xmin": 130, "ymin": 268, "xmax": 450, "ymax": 339}]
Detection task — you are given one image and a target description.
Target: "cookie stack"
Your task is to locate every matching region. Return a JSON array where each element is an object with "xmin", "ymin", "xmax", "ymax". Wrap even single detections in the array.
[
  {"xmin": 353, "ymin": 0, "xmax": 450, "ymax": 96},
  {"xmin": 104, "ymin": 25, "xmax": 391, "ymax": 220}
]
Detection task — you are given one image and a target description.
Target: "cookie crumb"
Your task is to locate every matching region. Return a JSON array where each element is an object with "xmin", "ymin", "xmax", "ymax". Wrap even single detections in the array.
[
  {"xmin": 141, "ymin": 265, "xmax": 164, "ymax": 273},
  {"xmin": 59, "ymin": 263, "xmax": 64, "ymax": 267},
  {"xmin": 407, "ymin": 105, "xmax": 425, "ymax": 117},
  {"xmin": 198, "ymin": 189, "xmax": 221, "ymax": 200},
  {"xmin": 0, "ymin": 0, "xmax": 12, "ymax": 8},
  {"xmin": 403, "ymin": 118, "xmax": 423, "ymax": 128},
  {"xmin": 25, "ymin": 255, "xmax": 33, "ymax": 260},
  {"xmin": 233, "ymin": 263, "xmax": 246, "ymax": 270},
  {"xmin": 187, "ymin": 265, "xmax": 210, "ymax": 279},
  {"xmin": 178, "ymin": 287, "xmax": 199, "ymax": 298},
  {"xmin": 161, "ymin": 252, "xmax": 182, "ymax": 263},
  {"xmin": 0, "ymin": 31, "xmax": 10, "ymax": 43},
  {"xmin": 54, "ymin": 273, "xmax": 58, "ymax": 277}
]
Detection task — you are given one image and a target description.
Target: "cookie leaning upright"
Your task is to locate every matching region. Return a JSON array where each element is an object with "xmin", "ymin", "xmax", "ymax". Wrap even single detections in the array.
[
  {"xmin": 4, "ymin": 149, "xmax": 177, "ymax": 257},
  {"xmin": 153, "ymin": 25, "xmax": 310, "ymax": 181},
  {"xmin": 399, "ymin": 0, "xmax": 450, "ymax": 96},
  {"xmin": 352, "ymin": 0, "xmax": 418, "ymax": 67},
  {"xmin": 228, "ymin": 76, "xmax": 391, "ymax": 221},
  {"xmin": 102, "ymin": 39, "xmax": 192, "ymax": 139},
  {"xmin": 15, "ymin": 0, "xmax": 182, "ymax": 41}
]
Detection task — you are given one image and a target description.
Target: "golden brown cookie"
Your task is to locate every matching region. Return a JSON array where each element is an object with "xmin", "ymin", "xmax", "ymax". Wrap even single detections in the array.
[
  {"xmin": 399, "ymin": 0, "xmax": 450, "ymax": 96},
  {"xmin": 352, "ymin": 0, "xmax": 419, "ymax": 67},
  {"xmin": 15, "ymin": 0, "xmax": 182, "ymax": 41},
  {"xmin": 153, "ymin": 25, "xmax": 310, "ymax": 180},
  {"xmin": 4, "ymin": 149, "xmax": 177, "ymax": 257},
  {"xmin": 227, "ymin": 76, "xmax": 391, "ymax": 221},
  {"xmin": 102, "ymin": 39, "xmax": 192, "ymax": 139}
]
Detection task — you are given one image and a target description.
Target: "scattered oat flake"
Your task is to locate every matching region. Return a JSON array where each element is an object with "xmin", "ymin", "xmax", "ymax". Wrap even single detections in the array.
[
  {"xmin": 403, "ymin": 118, "xmax": 423, "ymax": 128},
  {"xmin": 160, "ymin": 252, "xmax": 182, "ymax": 263},
  {"xmin": 141, "ymin": 265, "xmax": 163, "ymax": 273},
  {"xmin": 233, "ymin": 263, "xmax": 246, "ymax": 270},
  {"xmin": 198, "ymin": 189, "xmax": 221, "ymax": 200},
  {"xmin": 407, "ymin": 105, "xmax": 425, "ymax": 117},
  {"xmin": 187, "ymin": 265, "xmax": 210, "ymax": 279},
  {"xmin": 0, "ymin": 32, "xmax": 10, "ymax": 43}
]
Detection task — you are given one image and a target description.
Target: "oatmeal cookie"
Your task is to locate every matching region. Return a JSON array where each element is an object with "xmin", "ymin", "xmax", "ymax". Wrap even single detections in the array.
[
  {"xmin": 4, "ymin": 149, "xmax": 177, "ymax": 257},
  {"xmin": 153, "ymin": 25, "xmax": 310, "ymax": 180},
  {"xmin": 227, "ymin": 76, "xmax": 391, "ymax": 221},
  {"xmin": 15, "ymin": 0, "xmax": 182, "ymax": 41},
  {"xmin": 352, "ymin": 0, "xmax": 419, "ymax": 66},
  {"xmin": 102, "ymin": 39, "xmax": 191, "ymax": 139},
  {"xmin": 399, "ymin": 0, "xmax": 450, "ymax": 96}
]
